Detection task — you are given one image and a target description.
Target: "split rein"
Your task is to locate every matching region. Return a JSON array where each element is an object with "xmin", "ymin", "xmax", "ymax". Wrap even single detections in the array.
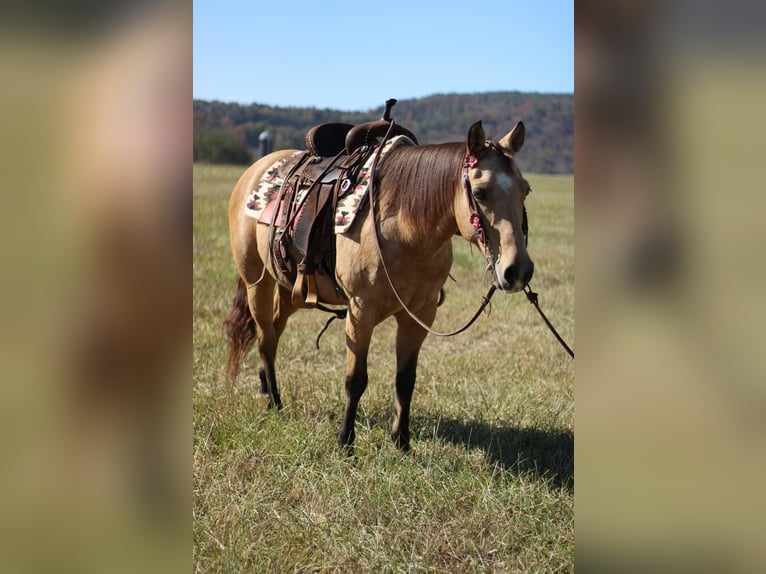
[{"xmin": 522, "ymin": 285, "xmax": 574, "ymax": 359}]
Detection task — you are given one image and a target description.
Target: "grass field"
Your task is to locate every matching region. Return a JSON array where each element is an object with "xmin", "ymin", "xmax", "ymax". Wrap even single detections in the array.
[{"xmin": 193, "ymin": 163, "xmax": 574, "ymax": 572}]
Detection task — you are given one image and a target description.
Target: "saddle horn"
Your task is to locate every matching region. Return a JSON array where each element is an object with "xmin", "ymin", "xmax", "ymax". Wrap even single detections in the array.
[
  {"xmin": 345, "ymin": 98, "xmax": 418, "ymax": 154},
  {"xmin": 381, "ymin": 98, "xmax": 397, "ymax": 121}
]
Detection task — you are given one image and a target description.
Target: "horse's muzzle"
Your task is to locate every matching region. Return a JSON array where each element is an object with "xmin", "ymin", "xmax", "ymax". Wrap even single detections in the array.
[{"xmin": 500, "ymin": 258, "xmax": 534, "ymax": 292}]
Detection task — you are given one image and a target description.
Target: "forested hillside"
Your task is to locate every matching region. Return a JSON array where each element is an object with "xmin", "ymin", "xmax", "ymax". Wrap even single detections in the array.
[{"xmin": 193, "ymin": 92, "xmax": 573, "ymax": 173}]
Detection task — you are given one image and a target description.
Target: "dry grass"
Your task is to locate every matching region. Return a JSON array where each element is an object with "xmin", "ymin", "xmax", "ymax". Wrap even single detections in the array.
[{"xmin": 193, "ymin": 163, "xmax": 574, "ymax": 573}]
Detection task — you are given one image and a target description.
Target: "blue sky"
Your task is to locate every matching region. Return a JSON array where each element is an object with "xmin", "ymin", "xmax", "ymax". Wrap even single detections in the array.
[{"xmin": 193, "ymin": 0, "xmax": 573, "ymax": 111}]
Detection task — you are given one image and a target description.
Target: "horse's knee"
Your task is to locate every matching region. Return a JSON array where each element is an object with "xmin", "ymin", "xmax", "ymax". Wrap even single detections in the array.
[{"xmin": 345, "ymin": 370, "xmax": 368, "ymax": 399}]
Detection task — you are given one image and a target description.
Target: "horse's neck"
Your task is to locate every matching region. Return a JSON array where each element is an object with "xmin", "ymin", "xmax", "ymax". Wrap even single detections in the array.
[
  {"xmin": 384, "ymin": 189, "xmax": 458, "ymax": 252},
  {"xmin": 379, "ymin": 144, "xmax": 463, "ymax": 251}
]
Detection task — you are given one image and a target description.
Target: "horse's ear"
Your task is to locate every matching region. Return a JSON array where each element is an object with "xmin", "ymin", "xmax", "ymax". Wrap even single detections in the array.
[
  {"xmin": 499, "ymin": 121, "xmax": 525, "ymax": 154},
  {"xmin": 466, "ymin": 121, "xmax": 487, "ymax": 154}
]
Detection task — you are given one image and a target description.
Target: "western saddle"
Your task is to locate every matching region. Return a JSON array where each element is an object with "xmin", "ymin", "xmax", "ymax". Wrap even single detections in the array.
[{"xmin": 265, "ymin": 99, "xmax": 418, "ymax": 308}]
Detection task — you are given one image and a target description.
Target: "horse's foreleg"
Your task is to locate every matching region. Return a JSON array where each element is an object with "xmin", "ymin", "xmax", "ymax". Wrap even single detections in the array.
[
  {"xmin": 391, "ymin": 305, "xmax": 437, "ymax": 451},
  {"xmin": 338, "ymin": 305, "xmax": 374, "ymax": 455}
]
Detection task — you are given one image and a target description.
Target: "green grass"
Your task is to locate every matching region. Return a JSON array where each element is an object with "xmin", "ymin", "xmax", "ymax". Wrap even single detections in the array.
[{"xmin": 193, "ymin": 163, "xmax": 574, "ymax": 573}]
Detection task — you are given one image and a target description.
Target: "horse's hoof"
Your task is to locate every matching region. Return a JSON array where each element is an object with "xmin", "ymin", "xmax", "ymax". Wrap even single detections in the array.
[
  {"xmin": 338, "ymin": 445, "xmax": 356, "ymax": 461},
  {"xmin": 266, "ymin": 398, "xmax": 283, "ymax": 411},
  {"xmin": 391, "ymin": 431, "xmax": 411, "ymax": 452}
]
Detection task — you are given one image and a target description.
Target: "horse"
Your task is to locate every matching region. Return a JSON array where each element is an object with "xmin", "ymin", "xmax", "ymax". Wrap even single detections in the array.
[{"xmin": 224, "ymin": 120, "xmax": 533, "ymax": 453}]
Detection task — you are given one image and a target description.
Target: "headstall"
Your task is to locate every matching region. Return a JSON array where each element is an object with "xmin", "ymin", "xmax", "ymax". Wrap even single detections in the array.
[{"xmin": 462, "ymin": 147, "xmax": 529, "ymax": 257}]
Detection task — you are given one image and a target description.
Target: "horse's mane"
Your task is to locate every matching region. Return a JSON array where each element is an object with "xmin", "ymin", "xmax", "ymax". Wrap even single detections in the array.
[{"xmin": 377, "ymin": 142, "xmax": 464, "ymax": 232}]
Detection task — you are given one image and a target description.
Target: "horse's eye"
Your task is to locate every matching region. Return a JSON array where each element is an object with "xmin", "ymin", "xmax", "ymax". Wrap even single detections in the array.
[{"xmin": 473, "ymin": 187, "xmax": 487, "ymax": 201}]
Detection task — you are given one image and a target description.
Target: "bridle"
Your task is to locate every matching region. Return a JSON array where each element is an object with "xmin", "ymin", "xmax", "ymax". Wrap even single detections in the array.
[{"xmin": 462, "ymin": 143, "xmax": 529, "ymax": 279}]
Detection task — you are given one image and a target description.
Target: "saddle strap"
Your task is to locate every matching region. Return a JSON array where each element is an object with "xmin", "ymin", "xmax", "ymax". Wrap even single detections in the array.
[
  {"xmin": 292, "ymin": 261, "xmax": 319, "ymax": 307},
  {"xmin": 290, "ymin": 150, "xmax": 347, "ymax": 307},
  {"xmin": 254, "ymin": 152, "xmax": 311, "ymax": 287}
]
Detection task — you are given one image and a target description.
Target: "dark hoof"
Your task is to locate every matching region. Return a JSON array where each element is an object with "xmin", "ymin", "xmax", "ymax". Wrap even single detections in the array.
[
  {"xmin": 338, "ymin": 446, "xmax": 359, "ymax": 464},
  {"xmin": 338, "ymin": 430, "xmax": 356, "ymax": 459},
  {"xmin": 391, "ymin": 432, "xmax": 411, "ymax": 452},
  {"xmin": 266, "ymin": 397, "xmax": 283, "ymax": 410}
]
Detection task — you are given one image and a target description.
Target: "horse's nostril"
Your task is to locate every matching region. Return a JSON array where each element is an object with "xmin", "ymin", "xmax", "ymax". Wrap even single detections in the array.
[
  {"xmin": 504, "ymin": 260, "xmax": 534, "ymax": 287},
  {"xmin": 524, "ymin": 261, "xmax": 534, "ymax": 285},
  {"xmin": 504, "ymin": 264, "xmax": 520, "ymax": 286}
]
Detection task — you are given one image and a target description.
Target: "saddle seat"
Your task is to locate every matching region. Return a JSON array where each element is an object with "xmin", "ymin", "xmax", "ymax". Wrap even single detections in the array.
[
  {"xmin": 305, "ymin": 119, "xmax": 419, "ymax": 158},
  {"xmin": 305, "ymin": 123, "xmax": 353, "ymax": 157}
]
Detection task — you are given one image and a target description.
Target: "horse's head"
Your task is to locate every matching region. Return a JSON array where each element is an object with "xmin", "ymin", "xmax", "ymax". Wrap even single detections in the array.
[{"xmin": 458, "ymin": 121, "xmax": 534, "ymax": 293}]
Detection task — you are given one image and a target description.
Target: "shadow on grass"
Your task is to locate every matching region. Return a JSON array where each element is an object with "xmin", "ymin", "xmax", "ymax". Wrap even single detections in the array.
[
  {"xmin": 415, "ymin": 415, "xmax": 574, "ymax": 491},
  {"xmin": 277, "ymin": 403, "xmax": 573, "ymax": 490}
]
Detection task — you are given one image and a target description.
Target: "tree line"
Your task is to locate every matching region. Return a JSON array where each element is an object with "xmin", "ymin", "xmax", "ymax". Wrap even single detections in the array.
[{"xmin": 193, "ymin": 92, "xmax": 573, "ymax": 174}]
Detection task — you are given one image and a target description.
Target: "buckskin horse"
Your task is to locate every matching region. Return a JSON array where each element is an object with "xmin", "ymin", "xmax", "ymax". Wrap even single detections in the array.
[{"xmin": 224, "ymin": 114, "xmax": 533, "ymax": 454}]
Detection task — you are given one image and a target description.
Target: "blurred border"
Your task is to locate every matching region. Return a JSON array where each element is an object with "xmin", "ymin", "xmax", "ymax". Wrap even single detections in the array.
[
  {"xmin": 0, "ymin": 2, "xmax": 190, "ymax": 572},
  {"xmin": 576, "ymin": 1, "xmax": 766, "ymax": 572}
]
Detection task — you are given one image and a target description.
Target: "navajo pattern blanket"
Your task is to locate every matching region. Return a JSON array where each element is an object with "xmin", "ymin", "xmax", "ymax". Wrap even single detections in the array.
[{"xmin": 244, "ymin": 135, "xmax": 414, "ymax": 234}]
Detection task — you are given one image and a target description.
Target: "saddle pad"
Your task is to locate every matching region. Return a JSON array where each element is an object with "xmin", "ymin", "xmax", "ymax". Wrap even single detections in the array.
[
  {"xmin": 244, "ymin": 151, "xmax": 303, "ymax": 222},
  {"xmin": 244, "ymin": 135, "xmax": 415, "ymax": 234}
]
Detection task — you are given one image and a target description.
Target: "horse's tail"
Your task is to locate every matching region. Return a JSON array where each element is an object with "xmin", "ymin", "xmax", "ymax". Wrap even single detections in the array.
[{"xmin": 223, "ymin": 276, "xmax": 255, "ymax": 383}]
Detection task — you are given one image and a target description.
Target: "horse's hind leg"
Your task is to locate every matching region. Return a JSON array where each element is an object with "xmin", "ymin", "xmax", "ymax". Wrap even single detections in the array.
[
  {"xmin": 246, "ymin": 279, "xmax": 294, "ymax": 409},
  {"xmin": 256, "ymin": 286, "xmax": 297, "ymax": 396},
  {"xmin": 391, "ymin": 304, "xmax": 437, "ymax": 451}
]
